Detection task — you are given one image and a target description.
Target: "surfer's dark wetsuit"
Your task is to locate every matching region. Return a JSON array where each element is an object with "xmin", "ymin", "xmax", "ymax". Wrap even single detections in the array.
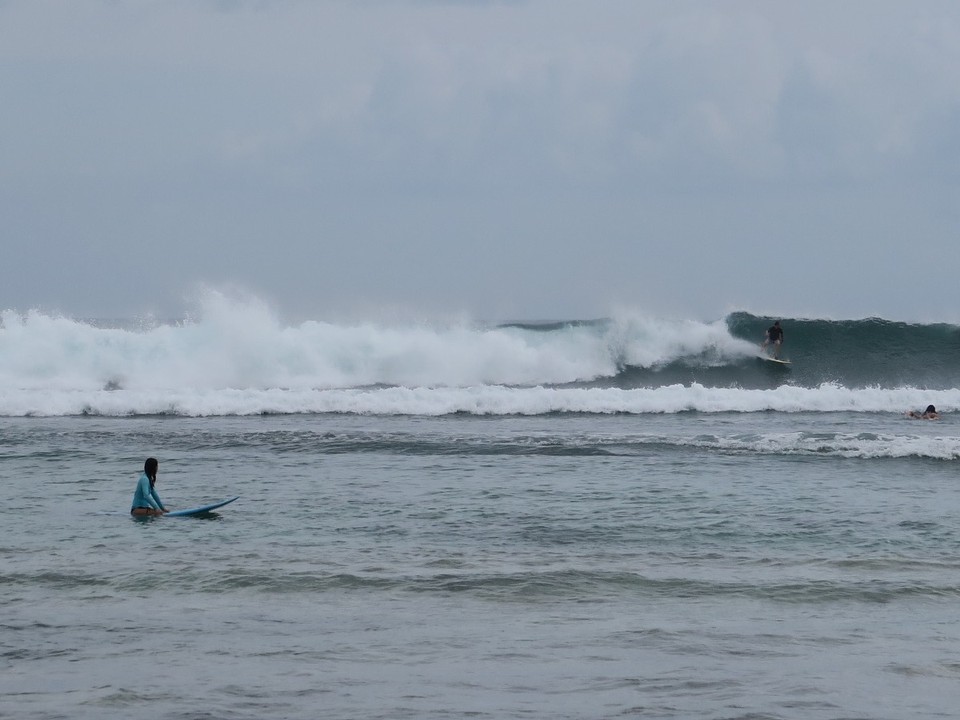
[{"xmin": 762, "ymin": 321, "xmax": 784, "ymax": 358}]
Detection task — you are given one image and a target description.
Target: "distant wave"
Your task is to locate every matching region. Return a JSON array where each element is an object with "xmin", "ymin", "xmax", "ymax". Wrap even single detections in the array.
[{"xmin": 0, "ymin": 293, "xmax": 957, "ymax": 417}]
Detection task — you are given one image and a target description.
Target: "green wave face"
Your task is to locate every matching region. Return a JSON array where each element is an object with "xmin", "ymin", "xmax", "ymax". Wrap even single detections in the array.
[{"xmin": 724, "ymin": 312, "xmax": 960, "ymax": 389}]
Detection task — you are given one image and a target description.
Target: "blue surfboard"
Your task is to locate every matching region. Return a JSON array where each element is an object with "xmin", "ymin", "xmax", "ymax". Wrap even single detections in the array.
[{"xmin": 165, "ymin": 496, "xmax": 239, "ymax": 517}]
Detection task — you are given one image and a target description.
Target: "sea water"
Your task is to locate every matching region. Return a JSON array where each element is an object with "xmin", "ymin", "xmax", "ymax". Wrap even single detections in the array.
[{"xmin": 2, "ymin": 297, "xmax": 959, "ymax": 719}]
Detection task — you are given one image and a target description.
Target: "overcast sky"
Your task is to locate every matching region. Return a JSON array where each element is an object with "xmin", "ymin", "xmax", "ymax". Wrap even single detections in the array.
[{"xmin": 2, "ymin": 0, "xmax": 959, "ymax": 323}]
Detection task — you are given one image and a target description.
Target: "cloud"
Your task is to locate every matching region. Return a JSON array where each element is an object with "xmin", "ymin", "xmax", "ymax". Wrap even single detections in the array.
[
  {"xmin": 1, "ymin": 0, "xmax": 959, "ymax": 322},
  {"xmin": 4, "ymin": 0, "xmax": 960, "ymax": 193}
]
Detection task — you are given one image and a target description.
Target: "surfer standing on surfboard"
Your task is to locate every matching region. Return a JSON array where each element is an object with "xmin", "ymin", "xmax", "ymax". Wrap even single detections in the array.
[
  {"xmin": 761, "ymin": 320, "xmax": 784, "ymax": 359},
  {"xmin": 131, "ymin": 457, "xmax": 168, "ymax": 516}
]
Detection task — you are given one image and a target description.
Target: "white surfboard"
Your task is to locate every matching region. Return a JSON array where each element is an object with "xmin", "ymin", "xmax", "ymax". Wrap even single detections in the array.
[{"xmin": 758, "ymin": 354, "xmax": 791, "ymax": 365}]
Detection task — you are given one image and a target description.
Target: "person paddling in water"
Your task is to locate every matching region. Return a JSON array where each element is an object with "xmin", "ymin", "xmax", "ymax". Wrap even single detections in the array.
[
  {"xmin": 761, "ymin": 320, "xmax": 784, "ymax": 359},
  {"xmin": 906, "ymin": 404, "xmax": 940, "ymax": 420},
  {"xmin": 131, "ymin": 457, "xmax": 168, "ymax": 516}
]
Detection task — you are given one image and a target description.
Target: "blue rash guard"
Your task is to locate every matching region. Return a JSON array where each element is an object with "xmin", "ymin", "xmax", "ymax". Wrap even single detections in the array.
[{"xmin": 131, "ymin": 472, "xmax": 165, "ymax": 512}]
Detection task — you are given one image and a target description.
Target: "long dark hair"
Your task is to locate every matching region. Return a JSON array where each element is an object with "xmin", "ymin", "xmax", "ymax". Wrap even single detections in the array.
[{"xmin": 144, "ymin": 457, "xmax": 158, "ymax": 487}]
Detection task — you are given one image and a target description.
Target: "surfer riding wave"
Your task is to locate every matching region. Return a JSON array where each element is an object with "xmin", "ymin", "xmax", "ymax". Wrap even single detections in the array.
[{"xmin": 761, "ymin": 320, "xmax": 784, "ymax": 359}]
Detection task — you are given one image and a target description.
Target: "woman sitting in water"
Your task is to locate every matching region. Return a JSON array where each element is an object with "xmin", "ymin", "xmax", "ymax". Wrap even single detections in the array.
[
  {"xmin": 131, "ymin": 457, "xmax": 168, "ymax": 516},
  {"xmin": 906, "ymin": 404, "xmax": 940, "ymax": 420}
]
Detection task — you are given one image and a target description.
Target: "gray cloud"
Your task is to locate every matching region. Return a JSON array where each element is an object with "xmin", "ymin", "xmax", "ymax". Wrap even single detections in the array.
[{"xmin": 1, "ymin": 0, "xmax": 959, "ymax": 321}]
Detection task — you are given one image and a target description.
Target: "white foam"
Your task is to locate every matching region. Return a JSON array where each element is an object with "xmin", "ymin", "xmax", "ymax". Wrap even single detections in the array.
[
  {"xmin": 0, "ymin": 384, "xmax": 957, "ymax": 418},
  {"xmin": 0, "ymin": 292, "xmax": 754, "ymax": 393},
  {"xmin": 606, "ymin": 430, "xmax": 960, "ymax": 461}
]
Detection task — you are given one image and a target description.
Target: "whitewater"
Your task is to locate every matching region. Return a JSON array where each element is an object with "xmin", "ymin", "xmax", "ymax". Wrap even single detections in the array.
[{"xmin": 1, "ymin": 293, "xmax": 958, "ymax": 417}]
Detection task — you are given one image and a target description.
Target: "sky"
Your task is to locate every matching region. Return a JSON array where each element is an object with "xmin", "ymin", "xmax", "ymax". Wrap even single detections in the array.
[{"xmin": 1, "ymin": 0, "xmax": 959, "ymax": 324}]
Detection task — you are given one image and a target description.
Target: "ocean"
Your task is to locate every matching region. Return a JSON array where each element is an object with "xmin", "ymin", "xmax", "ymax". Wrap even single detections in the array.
[{"xmin": 2, "ymin": 299, "xmax": 959, "ymax": 719}]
